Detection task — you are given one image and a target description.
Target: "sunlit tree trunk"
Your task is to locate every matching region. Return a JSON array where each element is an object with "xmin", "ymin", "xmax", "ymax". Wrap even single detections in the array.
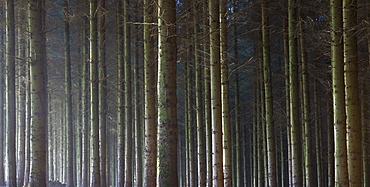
[
  {"xmin": 330, "ymin": 0, "xmax": 349, "ymax": 186},
  {"xmin": 194, "ymin": 0, "xmax": 206, "ymax": 185},
  {"xmin": 6, "ymin": 0, "xmax": 16, "ymax": 185},
  {"xmin": 261, "ymin": 0, "xmax": 277, "ymax": 186},
  {"xmin": 29, "ymin": 0, "xmax": 47, "ymax": 186},
  {"xmin": 133, "ymin": 4, "xmax": 143, "ymax": 186},
  {"xmin": 156, "ymin": 0, "xmax": 178, "ymax": 186},
  {"xmin": 89, "ymin": 0, "xmax": 100, "ymax": 186},
  {"xmin": 288, "ymin": 0, "xmax": 302, "ymax": 185},
  {"xmin": 343, "ymin": 0, "xmax": 362, "ymax": 185},
  {"xmin": 98, "ymin": 0, "xmax": 107, "ymax": 186},
  {"xmin": 220, "ymin": 0, "xmax": 231, "ymax": 186},
  {"xmin": 209, "ymin": 0, "xmax": 223, "ymax": 186},
  {"xmin": 16, "ymin": 3, "xmax": 27, "ymax": 186},
  {"xmin": 23, "ymin": 70, "xmax": 31, "ymax": 186},
  {"xmin": 143, "ymin": 0, "xmax": 157, "ymax": 186},
  {"xmin": 63, "ymin": 0, "xmax": 74, "ymax": 186}
]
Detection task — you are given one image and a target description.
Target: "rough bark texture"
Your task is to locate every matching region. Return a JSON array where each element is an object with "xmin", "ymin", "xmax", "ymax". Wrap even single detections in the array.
[
  {"xmin": 343, "ymin": 0, "xmax": 362, "ymax": 185},
  {"xmin": 143, "ymin": 0, "xmax": 157, "ymax": 186},
  {"xmin": 90, "ymin": 0, "xmax": 100, "ymax": 186},
  {"xmin": 288, "ymin": 0, "xmax": 302, "ymax": 185},
  {"xmin": 157, "ymin": 0, "xmax": 178, "ymax": 186},
  {"xmin": 29, "ymin": 0, "xmax": 48, "ymax": 186},
  {"xmin": 261, "ymin": 0, "xmax": 277, "ymax": 186},
  {"xmin": 330, "ymin": 0, "xmax": 349, "ymax": 186},
  {"xmin": 220, "ymin": 0, "xmax": 232, "ymax": 186}
]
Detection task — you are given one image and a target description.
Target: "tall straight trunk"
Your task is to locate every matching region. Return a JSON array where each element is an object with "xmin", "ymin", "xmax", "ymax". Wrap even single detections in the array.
[
  {"xmin": 81, "ymin": 1, "xmax": 90, "ymax": 185},
  {"xmin": 364, "ymin": 10, "xmax": 370, "ymax": 185},
  {"xmin": 343, "ymin": 0, "xmax": 361, "ymax": 185},
  {"xmin": 143, "ymin": 0, "xmax": 157, "ymax": 186},
  {"xmin": 326, "ymin": 97, "xmax": 334, "ymax": 187},
  {"xmin": 28, "ymin": 0, "xmax": 47, "ymax": 186},
  {"xmin": 24, "ymin": 69, "xmax": 31, "ymax": 186},
  {"xmin": 116, "ymin": 0, "xmax": 125, "ymax": 185},
  {"xmin": 288, "ymin": 0, "xmax": 302, "ymax": 185},
  {"xmin": 261, "ymin": 0, "xmax": 277, "ymax": 186},
  {"xmin": 203, "ymin": 1, "xmax": 212, "ymax": 186},
  {"xmin": 209, "ymin": 0, "xmax": 223, "ymax": 186},
  {"xmin": 233, "ymin": 17, "xmax": 242, "ymax": 187},
  {"xmin": 313, "ymin": 73, "xmax": 322, "ymax": 187},
  {"xmin": 63, "ymin": 0, "xmax": 74, "ymax": 186},
  {"xmin": 259, "ymin": 55, "xmax": 268, "ymax": 187},
  {"xmin": 16, "ymin": 4, "xmax": 27, "ymax": 186},
  {"xmin": 133, "ymin": 21, "xmax": 143, "ymax": 187},
  {"xmin": 0, "ymin": 5, "xmax": 5, "ymax": 185},
  {"xmin": 185, "ymin": 48, "xmax": 195, "ymax": 186},
  {"xmin": 330, "ymin": 0, "xmax": 348, "ymax": 186},
  {"xmin": 157, "ymin": 0, "xmax": 178, "ymax": 186},
  {"xmin": 282, "ymin": 4, "xmax": 290, "ymax": 185},
  {"xmin": 194, "ymin": 0, "xmax": 206, "ymax": 185},
  {"xmin": 6, "ymin": 0, "xmax": 16, "ymax": 186},
  {"xmin": 297, "ymin": 1, "xmax": 313, "ymax": 185},
  {"xmin": 220, "ymin": 0, "xmax": 231, "ymax": 186},
  {"xmin": 90, "ymin": 0, "xmax": 100, "ymax": 186},
  {"xmin": 123, "ymin": 0, "xmax": 133, "ymax": 186},
  {"xmin": 98, "ymin": 0, "xmax": 107, "ymax": 186}
]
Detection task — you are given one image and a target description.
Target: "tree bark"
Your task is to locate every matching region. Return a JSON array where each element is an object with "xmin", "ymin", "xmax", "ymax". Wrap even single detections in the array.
[
  {"xmin": 143, "ymin": 0, "xmax": 157, "ymax": 186},
  {"xmin": 6, "ymin": 0, "xmax": 16, "ymax": 185},
  {"xmin": 343, "ymin": 0, "xmax": 362, "ymax": 185},
  {"xmin": 157, "ymin": 0, "xmax": 178, "ymax": 186},
  {"xmin": 90, "ymin": 0, "xmax": 100, "ymax": 186},
  {"xmin": 288, "ymin": 0, "xmax": 302, "ymax": 185},
  {"xmin": 29, "ymin": 0, "xmax": 47, "ymax": 186}
]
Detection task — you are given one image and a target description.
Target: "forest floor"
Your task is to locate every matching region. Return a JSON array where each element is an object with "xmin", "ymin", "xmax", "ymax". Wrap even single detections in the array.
[
  {"xmin": 48, "ymin": 181, "xmax": 66, "ymax": 187},
  {"xmin": 0, "ymin": 181, "xmax": 66, "ymax": 187}
]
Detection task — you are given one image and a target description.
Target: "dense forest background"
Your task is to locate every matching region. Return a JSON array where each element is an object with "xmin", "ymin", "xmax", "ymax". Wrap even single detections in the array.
[{"xmin": 0, "ymin": 0, "xmax": 369, "ymax": 186}]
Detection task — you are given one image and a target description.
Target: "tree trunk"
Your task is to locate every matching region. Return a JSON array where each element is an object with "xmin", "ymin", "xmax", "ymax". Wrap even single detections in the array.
[
  {"xmin": 90, "ymin": 0, "xmax": 100, "ymax": 186},
  {"xmin": 29, "ymin": 0, "xmax": 47, "ymax": 186},
  {"xmin": 288, "ymin": 0, "xmax": 302, "ymax": 185},
  {"xmin": 63, "ymin": 0, "xmax": 74, "ymax": 186},
  {"xmin": 6, "ymin": 0, "xmax": 16, "ymax": 185},
  {"xmin": 343, "ymin": 0, "xmax": 362, "ymax": 185},
  {"xmin": 143, "ymin": 0, "xmax": 157, "ymax": 186},
  {"xmin": 98, "ymin": 0, "xmax": 107, "ymax": 186},
  {"xmin": 117, "ymin": 0, "xmax": 125, "ymax": 185},
  {"xmin": 157, "ymin": 0, "xmax": 178, "ymax": 186},
  {"xmin": 203, "ymin": 0, "xmax": 212, "ymax": 186},
  {"xmin": 194, "ymin": 0, "xmax": 206, "ymax": 185},
  {"xmin": 209, "ymin": 0, "xmax": 223, "ymax": 186},
  {"xmin": 220, "ymin": 0, "xmax": 231, "ymax": 186},
  {"xmin": 123, "ymin": 0, "xmax": 133, "ymax": 186},
  {"xmin": 330, "ymin": 0, "xmax": 349, "ymax": 186},
  {"xmin": 0, "ymin": 4, "xmax": 5, "ymax": 185},
  {"xmin": 16, "ymin": 3, "xmax": 27, "ymax": 186}
]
